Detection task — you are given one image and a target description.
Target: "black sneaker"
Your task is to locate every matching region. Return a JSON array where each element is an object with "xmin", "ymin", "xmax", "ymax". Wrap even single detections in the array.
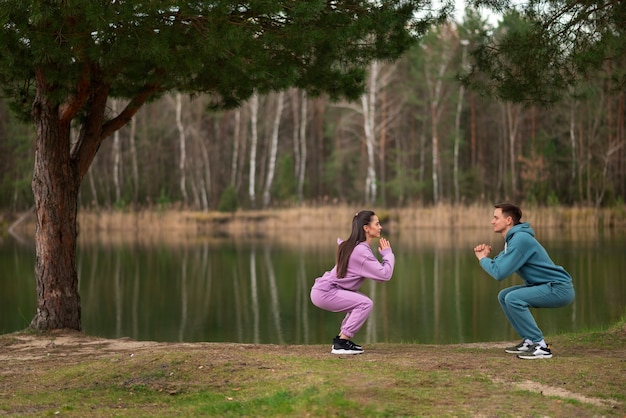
[
  {"xmin": 504, "ymin": 340, "xmax": 533, "ymax": 354},
  {"xmin": 331, "ymin": 337, "xmax": 364, "ymax": 355},
  {"xmin": 517, "ymin": 344, "xmax": 553, "ymax": 360},
  {"xmin": 333, "ymin": 335, "xmax": 362, "ymax": 350}
]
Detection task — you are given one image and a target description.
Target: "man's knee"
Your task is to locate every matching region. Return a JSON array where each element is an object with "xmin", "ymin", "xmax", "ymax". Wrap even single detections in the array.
[
  {"xmin": 503, "ymin": 292, "xmax": 528, "ymax": 309},
  {"xmin": 497, "ymin": 289, "xmax": 508, "ymax": 304}
]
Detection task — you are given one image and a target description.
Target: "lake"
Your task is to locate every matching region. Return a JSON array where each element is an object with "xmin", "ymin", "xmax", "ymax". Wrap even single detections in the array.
[{"xmin": 1, "ymin": 228, "xmax": 625, "ymax": 346}]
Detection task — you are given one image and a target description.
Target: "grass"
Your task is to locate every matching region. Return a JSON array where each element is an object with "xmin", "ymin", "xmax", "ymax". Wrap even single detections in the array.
[{"xmin": 1, "ymin": 318, "xmax": 625, "ymax": 417}]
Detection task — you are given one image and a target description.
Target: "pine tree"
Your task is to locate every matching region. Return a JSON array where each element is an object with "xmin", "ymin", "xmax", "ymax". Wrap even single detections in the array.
[{"xmin": 0, "ymin": 1, "xmax": 450, "ymax": 331}]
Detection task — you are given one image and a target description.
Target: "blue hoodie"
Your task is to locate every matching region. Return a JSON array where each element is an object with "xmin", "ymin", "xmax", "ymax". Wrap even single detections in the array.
[{"xmin": 479, "ymin": 222, "xmax": 572, "ymax": 285}]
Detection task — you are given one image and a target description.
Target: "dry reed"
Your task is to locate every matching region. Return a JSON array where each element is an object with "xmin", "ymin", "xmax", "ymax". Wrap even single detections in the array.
[{"xmin": 5, "ymin": 204, "xmax": 625, "ymax": 248}]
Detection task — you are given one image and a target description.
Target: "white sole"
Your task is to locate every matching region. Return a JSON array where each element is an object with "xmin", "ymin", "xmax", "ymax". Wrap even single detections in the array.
[
  {"xmin": 331, "ymin": 349, "xmax": 364, "ymax": 355},
  {"xmin": 518, "ymin": 354, "xmax": 552, "ymax": 359}
]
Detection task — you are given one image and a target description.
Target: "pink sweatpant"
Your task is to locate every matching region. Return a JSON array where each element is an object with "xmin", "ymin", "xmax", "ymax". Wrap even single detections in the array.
[{"xmin": 310, "ymin": 287, "xmax": 373, "ymax": 339}]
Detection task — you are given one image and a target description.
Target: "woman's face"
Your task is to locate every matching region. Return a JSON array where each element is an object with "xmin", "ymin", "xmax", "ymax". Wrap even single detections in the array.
[{"xmin": 364, "ymin": 215, "xmax": 382, "ymax": 239}]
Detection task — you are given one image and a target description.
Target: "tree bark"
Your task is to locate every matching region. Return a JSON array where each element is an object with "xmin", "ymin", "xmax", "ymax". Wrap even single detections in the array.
[{"xmin": 30, "ymin": 77, "xmax": 81, "ymax": 330}]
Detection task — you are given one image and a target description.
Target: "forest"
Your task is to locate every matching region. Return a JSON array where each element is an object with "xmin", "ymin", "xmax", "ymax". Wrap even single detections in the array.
[{"xmin": 1, "ymin": 8, "xmax": 624, "ymax": 214}]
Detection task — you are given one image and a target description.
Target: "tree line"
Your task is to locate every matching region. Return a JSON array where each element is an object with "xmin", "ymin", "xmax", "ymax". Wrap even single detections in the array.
[{"xmin": 1, "ymin": 19, "xmax": 624, "ymax": 214}]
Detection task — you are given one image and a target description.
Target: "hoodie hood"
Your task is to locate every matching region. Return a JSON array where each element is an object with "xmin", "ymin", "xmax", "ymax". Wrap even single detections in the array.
[{"xmin": 505, "ymin": 222, "xmax": 534, "ymax": 251}]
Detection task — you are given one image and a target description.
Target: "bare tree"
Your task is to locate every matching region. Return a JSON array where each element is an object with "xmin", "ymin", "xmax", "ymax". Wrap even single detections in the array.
[
  {"xmin": 231, "ymin": 109, "xmax": 241, "ymax": 188},
  {"xmin": 128, "ymin": 111, "xmax": 139, "ymax": 205},
  {"xmin": 423, "ymin": 25, "xmax": 455, "ymax": 204},
  {"xmin": 454, "ymin": 39, "xmax": 470, "ymax": 204},
  {"xmin": 504, "ymin": 102, "xmax": 521, "ymax": 199},
  {"xmin": 111, "ymin": 99, "xmax": 122, "ymax": 204},
  {"xmin": 249, "ymin": 93, "xmax": 260, "ymax": 209},
  {"xmin": 263, "ymin": 91, "xmax": 285, "ymax": 208},
  {"xmin": 362, "ymin": 61, "xmax": 380, "ymax": 205},
  {"xmin": 175, "ymin": 93, "xmax": 189, "ymax": 206},
  {"xmin": 296, "ymin": 91, "xmax": 308, "ymax": 203}
]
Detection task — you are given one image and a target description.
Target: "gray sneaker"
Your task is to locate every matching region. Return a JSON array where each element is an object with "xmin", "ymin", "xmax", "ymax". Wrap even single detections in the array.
[
  {"xmin": 505, "ymin": 340, "xmax": 533, "ymax": 354},
  {"xmin": 518, "ymin": 344, "xmax": 553, "ymax": 359}
]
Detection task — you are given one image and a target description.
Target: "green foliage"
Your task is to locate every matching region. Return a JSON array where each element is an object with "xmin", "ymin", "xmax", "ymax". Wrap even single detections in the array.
[
  {"xmin": 157, "ymin": 188, "xmax": 171, "ymax": 209},
  {"xmin": 547, "ymin": 190, "xmax": 559, "ymax": 207},
  {"xmin": 385, "ymin": 164, "xmax": 427, "ymax": 205},
  {"xmin": 217, "ymin": 185, "xmax": 239, "ymax": 213},
  {"xmin": 467, "ymin": 1, "xmax": 626, "ymax": 104},
  {"xmin": 322, "ymin": 149, "xmax": 360, "ymax": 203},
  {"xmin": 0, "ymin": 102, "xmax": 34, "ymax": 210},
  {"xmin": 0, "ymin": 1, "xmax": 450, "ymax": 118},
  {"xmin": 458, "ymin": 167, "xmax": 482, "ymax": 204},
  {"xmin": 272, "ymin": 155, "xmax": 297, "ymax": 202},
  {"xmin": 114, "ymin": 198, "xmax": 128, "ymax": 211}
]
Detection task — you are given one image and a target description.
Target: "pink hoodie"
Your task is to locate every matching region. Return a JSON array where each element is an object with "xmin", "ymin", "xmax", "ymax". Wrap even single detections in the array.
[{"xmin": 312, "ymin": 241, "xmax": 395, "ymax": 292}]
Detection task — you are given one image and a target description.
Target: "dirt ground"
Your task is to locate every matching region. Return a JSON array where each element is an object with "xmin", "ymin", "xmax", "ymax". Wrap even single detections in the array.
[{"xmin": 1, "ymin": 329, "xmax": 623, "ymax": 414}]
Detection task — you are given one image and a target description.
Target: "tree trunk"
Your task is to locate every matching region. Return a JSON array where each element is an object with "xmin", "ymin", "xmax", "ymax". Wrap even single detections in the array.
[
  {"xmin": 263, "ymin": 91, "xmax": 285, "ymax": 208},
  {"xmin": 30, "ymin": 89, "xmax": 81, "ymax": 330},
  {"xmin": 379, "ymin": 88, "xmax": 387, "ymax": 206},
  {"xmin": 362, "ymin": 61, "xmax": 379, "ymax": 205},
  {"xmin": 28, "ymin": 63, "xmax": 153, "ymax": 331},
  {"xmin": 249, "ymin": 93, "xmax": 259, "ymax": 208},
  {"xmin": 291, "ymin": 90, "xmax": 301, "ymax": 189},
  {"xmin": 506, "ymin": 102, "xmax": 521, "ymax": 200},
  {"xmin": 424, "ymin": 53, "xmax": 448, "ymax": 205},
  {"xmin": 111, "ymin": 99, "xmax": 122, "ymax": 204},
  {"xmin": 176, "ymin": 93, "xmax": 188, "ymax": 206},
  {"xmin": 197, "ymin": 125, "xmax": 212, "ymax": 211},
  {"xmin": 297, "ymin": 91, "xmax": 308, "ymax": 203},
  {"xmin": 230, "ymin": 109, "xmax": 241, "ymax": 188},
  {"xmin": 454, "ymin": 41, "xmax": 469, "ymax": 205},
  {"xmin": 129, "ymin": 113, "xmax": 139, "ymax": 204}
]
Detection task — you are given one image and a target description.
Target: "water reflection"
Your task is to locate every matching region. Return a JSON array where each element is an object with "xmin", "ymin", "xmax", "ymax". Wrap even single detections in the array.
[{"xmin": 1, "ymin": 229, "xmax": 625, "ymax": 345}]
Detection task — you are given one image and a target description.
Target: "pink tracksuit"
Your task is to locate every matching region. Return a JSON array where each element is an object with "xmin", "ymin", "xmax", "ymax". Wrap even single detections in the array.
[{"xmin": 310, "ymin": 241, "xmax": 395, "ymax": 338}]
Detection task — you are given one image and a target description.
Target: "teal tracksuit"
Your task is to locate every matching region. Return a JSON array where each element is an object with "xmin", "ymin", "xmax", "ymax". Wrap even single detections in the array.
[{"xmin": 479, "ymin": 222, "xmax": 575, "ymax": 342}]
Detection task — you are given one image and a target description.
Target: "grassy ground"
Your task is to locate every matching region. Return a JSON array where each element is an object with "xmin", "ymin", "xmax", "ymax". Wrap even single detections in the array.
[
  {"xmin": 2, "ymin": 205, "xmax": 625, "ymax": 416},
  {"xmin": 1, "ymin": 320, "xmax": 624, "ymax": 417}
]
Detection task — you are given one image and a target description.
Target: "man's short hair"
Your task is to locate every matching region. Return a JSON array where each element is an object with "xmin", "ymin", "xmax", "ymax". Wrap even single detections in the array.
[{"xmin": 495, "ymin": 203, "xmax": 522, "ymax": 225}]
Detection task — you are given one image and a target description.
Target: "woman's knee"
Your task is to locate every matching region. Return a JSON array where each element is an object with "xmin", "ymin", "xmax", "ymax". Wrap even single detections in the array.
[{"xmin": 359, "ymin": 298, "xmax": 374, "ymax": 314}]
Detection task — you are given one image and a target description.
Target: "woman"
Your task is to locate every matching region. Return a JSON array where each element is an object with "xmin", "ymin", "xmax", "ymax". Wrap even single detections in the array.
[{"xmin": 310, "ymin": 210, "xmax": 395, "ymax": 354}]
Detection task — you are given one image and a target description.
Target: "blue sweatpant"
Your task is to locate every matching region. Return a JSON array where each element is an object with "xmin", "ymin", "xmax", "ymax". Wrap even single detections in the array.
[
  {"xmin": 310, "ymin": 287, "xmax": 373, "ymax": 339},
  {"xmin": 498, "ymin": 282, "xmax": 575, "ymax": 342}
]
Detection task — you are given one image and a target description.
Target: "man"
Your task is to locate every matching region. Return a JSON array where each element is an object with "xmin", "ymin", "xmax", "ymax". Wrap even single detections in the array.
[{"xmin": 473, "ymin": 203, "xmax": 575, "ymax": 359}]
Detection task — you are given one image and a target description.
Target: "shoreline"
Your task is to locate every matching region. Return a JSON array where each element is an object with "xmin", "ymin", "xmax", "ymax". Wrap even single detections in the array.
[{"xmin": 3, "ymin": 204, "xmax": 625, "ymax": 246}]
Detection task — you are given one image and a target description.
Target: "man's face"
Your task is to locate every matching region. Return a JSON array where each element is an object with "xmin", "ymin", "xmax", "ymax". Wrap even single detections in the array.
[{"xmin": 491, "ymin": 208, "xmax": 511, "ymax": 235}]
